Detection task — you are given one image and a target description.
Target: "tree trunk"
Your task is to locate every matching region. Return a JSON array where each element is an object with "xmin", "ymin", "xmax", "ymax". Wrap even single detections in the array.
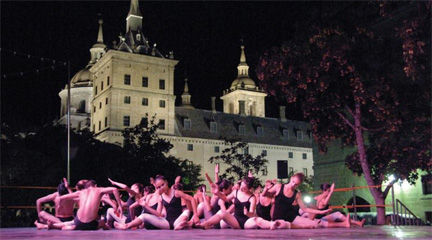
[{"xmin": 353, "ymin": 103, "xmax": 386, "ymax": 225}]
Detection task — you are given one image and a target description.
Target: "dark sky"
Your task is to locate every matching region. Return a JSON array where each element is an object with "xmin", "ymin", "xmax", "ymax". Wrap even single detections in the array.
[{"xmin": 1, "ymin": 0, "xmax": 381, "ymax": 130}]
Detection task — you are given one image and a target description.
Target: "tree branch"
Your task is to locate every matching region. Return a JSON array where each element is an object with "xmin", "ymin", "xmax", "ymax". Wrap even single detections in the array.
[
  {"xmin": 383, "ymin": 178, "xmax": 398, "ymax": 199},
  {"xmin": 336, "ymin": 111, "xmax": 355, "ymax": 129},
  {"xmin": 360, "ymin": 125, "xmax": 386, "ymax": 132},
  {"xmin": 345, "ymin": 106, "xmax": 355, "ymax": 118}
]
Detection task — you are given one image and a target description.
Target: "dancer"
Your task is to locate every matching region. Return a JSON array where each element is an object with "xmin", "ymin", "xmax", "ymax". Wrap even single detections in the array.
[
  {"xmin": 54, "ymin": 180, "xmax": 122, "ymax": 230},
  {"xmin": 105, "ymin": 178, "xmax": 144, "ymax": 227},
  {"xmin": 114, "ymin": 175, "xmax": 199, "ymax": 230},
  {"xmin": 256, "ymin": 180, "xmax": 276, "ymax": 221},
  {"xmin": 268, "ymin": 173, "xmax": 349, "ymax": 228},
  {"xmin": 200, "ymin": 177, "xmax": 283, "ymax": 230},
  {"xmin": 34, "ymin": 179, "xmax": 75, "ymax": 229},
  {"xmin": 310, "ymin": 183, "xmax": 365, "ymax": 227}
]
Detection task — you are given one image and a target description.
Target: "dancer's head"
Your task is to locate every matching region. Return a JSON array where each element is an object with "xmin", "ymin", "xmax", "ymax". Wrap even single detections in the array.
[
  {"xmin": 217, "ymin": 179, "xmax": 232, "ymax": 195},
  {"xmin": 154, "ymin": 175, "xmax": 168, "ymax": 194},
  {"xmin": 75, "ymin": 179, "xmax": 88, "ymax": 191},
  {"xmin": 288, "ymin": 172, "xmax": 305, "ymax": 189},
  {"xmin": 197, "ymin": 184, "xmax": 206, "ymax": 193},
  {"xmin": 320, "ymin": 183, "xmax": 331, "ymax": 197},
  {"xmin": 57, "ymin": 182, "xmax": 68, "ymax": 196},
  {"xmin": 143, "ymin": 185, "xmax": 155, "ymax": 195},
  {"xmin": 173, "ymin": 183, "xmax": 183, "ymax": 190},
  {"xmin": 240, "ymin": 177, "xmax": 255, "ymax": 192},
  {"xmin": 131, "ymin": 183, "xmax": 144, "ymax": 195},
  {"xmin": 85, "ymin": 180, "xmax": 97, "ymax": 189}
]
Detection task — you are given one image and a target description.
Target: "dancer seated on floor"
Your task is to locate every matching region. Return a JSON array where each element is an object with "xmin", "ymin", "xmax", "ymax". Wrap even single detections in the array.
[
  {"xmin": 48, "ymin": 180, "xmax": 122, "ymax": 230},
  {"xmin": 129, "ymin": 185, "xmax": 163, "ymax": 229},
  {"xmin": 34, "ymin": 179, "xmax": 75, "ymax": 228},
  {"xmin": 198, "ymin": 172, "xmax": 234, "ymax": 225},
  {"xmin": 306, "ymin": 183, "xmax": 365, "ymax": 227},
  {"xmin": 199, "ymin": 177, "xmax": 284, "ymax": 230},
  {"xmin": 114, "ymin": 175, "xmax": 199, "ymax": 230},
  {"xmin": 105, "ymin": 178, "xmax": 144, "ymax": 227},
  {"xmin": 267, "ymin": 173, "xmax": 350, "ymax": 229},
  {"xmin": 255, "ymin": 180, "xmax": 277, "ymax": 221}
]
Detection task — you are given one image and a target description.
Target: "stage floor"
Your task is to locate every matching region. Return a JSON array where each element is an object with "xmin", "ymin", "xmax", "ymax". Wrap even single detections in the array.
[{"xmin": 1, "ymin": 226, "xmax": 431, "ymax": 240}]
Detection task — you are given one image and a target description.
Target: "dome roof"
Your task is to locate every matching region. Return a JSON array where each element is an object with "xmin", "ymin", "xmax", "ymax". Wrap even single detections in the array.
[
  {"xmin": 230, "ymin": 76, "xmax": 256, "ymax": 89},
  {"xmin": 70, "ymin": 68, "xmax": 92, "ymax": 87}
]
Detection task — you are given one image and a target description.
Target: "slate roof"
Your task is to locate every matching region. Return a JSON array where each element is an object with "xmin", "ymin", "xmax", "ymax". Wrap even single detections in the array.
[{"xmin": 174, "ymin": 107, "xmax": 313, "ymax": 148}]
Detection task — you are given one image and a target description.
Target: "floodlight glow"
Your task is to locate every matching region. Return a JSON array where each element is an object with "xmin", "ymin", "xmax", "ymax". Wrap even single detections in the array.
[{"xmin": 304, "ymin": 196, "xmax": 312, "ymax": 203}]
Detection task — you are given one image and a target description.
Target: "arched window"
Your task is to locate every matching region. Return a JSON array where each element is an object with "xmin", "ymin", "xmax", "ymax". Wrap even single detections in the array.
[{"xmin": 78, "ymin": 100, "xmax": 86, "ymax": 113}]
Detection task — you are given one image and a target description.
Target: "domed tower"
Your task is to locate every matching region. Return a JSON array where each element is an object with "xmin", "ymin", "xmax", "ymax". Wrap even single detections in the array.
[
  {"xmin": 220, "ymin": 43, "xmax": 267, "ymax": 117},
  {"xmin": 58, "ymin": 18, "xmax": 106, "ymax": 130}
]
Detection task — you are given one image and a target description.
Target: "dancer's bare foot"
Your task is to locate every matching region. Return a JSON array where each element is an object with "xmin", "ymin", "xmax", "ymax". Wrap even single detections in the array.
[
  {"xmin": 195, "ymin": 221, "xmax": 210, "ymax": 230},
  {"xmin": 47, "ymin": 220, "xmax": 54, "ymax": 230},
  {"xmin": 174, "ymin": 221, "xmax": 188, "ymax": 231},
  {"xmin": 358, "ymin": 218, "xmax": 365, "ymax": 228},
  {"xmin": 114, "ymin": 221, "xmax": 127, "ymax": 230},
  {"xmin": 345, "ymin": 213, "xmax": 351, "ymax": 228},
  {"xmin": 34, "ymin": 220, "xmax": 46, "ymax": 230}
]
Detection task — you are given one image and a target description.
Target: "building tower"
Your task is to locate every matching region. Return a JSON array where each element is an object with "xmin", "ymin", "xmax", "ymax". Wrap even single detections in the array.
[
  {"xmin": 220, "ymin": 44, "xmax": 267, "ymax": 117},
  {"xmin": 58, "ymin": 18, "xmax": 106, "ymax": 130},
  {"xmin": 90, "ymin": 0, "xmax": 178, "ymax": 144}
]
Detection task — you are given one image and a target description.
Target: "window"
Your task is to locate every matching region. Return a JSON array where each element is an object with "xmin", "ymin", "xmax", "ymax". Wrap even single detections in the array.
[
  {"xmin": 262, "ymin": 166, "xmax": 268, "ymax": 176},
  {"xmin": 159, "ymin": 100, "xmax": 166, "ymax": 108},
  {"xmin": 210, "ymin": 121, "xmax": 217, "ymax": 133},
  {"xmin": 106, "ymin": 97, "xmax": 108, "ymax": 105},
  {"xmin": 289, "ymin": 167, "xmax": 294, "ymax": 175},
  {"xmin": 239, "ymin": 125, "xmax": 245, "ymax": 135},
  {"xmin": 214, "ymin": 146, "xmax": 220, "ymax": 153},
  {"xmin": 123, "ymin": 116, "xmax": 130, "ymax": 126},
  {"xmin": 184, "ymin": 119, "xmax": 191, "ymax": 130},
  {"xmin": 288, "ymin": 152, "xmax": 293, "ymax": 158},
  {"xmin": 95, "ymin": 86, "xmax": 98, "ymax": 95},
  {"xmin": 283, "ymin": 129, "xmax": 289, "ymax": 140},
  {"xmin": 93, "ymin": 124, "xmax": 95, "ymax": 131},
  {"xmin": 297, "ymin": 130, "xmax": 303, "ymax": 141},
  {"xmin": 257, "ymin": 126, "xmax": 263, "ymax": 137},
  {"xmin": 101, "ymin": 81, "xmax": 104, "ymax": 91},
  {"xmin": 140, "ymin": 117, "xmax": 148, "ymax": 127},
  {"xmin": 244, "ymin": 147, "xmax": 249, "ymax": 155},
  {"xmin": 303, "ymin": 168, "xmax": 308, "ymax": 176},
  {"xmin": 159, "ymin": 119, "xmax": 165, "ymax": 130},
  {"xmin": 187, "ymin": 144, "xmax": 193, "ymax": 151},
  {"xmin": 104, "ymin": 117, "xmax": 108, "ymax": 127},
  {"xmin": 99, "ymin": 102, "xmax": 102, "ymax": 109},
  {"xmin": 124, "ymin": 74, "xmax": 131, "ymax": 85},
  {"xmin": 159, "ymin": 79, "xmax": 165, "ymax": 89},
  {"xmin": 302, "ymin": 153, "xmax": 307, "ymax": 160},
  {"xmin": 78, "ymin": 100, "xmax": 86, "ymax": 113},
  {"xmin": 93, "ymin": 106, "xmax": 96, "ymax": 113},
  {"xmin": 142, "ymin": 98, "xmax": 148, "ymax": 106},
  {"xmin": 107, "ymin": 76, "xmax": 110, "ymax": 86},
  {"xmin": 422, "ymin": 174, "xmax": 432, "ymax": 195},
  {"xmin": 142, "ymin": 77, "xmax": 148, "ymax": 87},
  {"xmin": 98, "ymin": 121, "xmax": 101, "ymax": 130},
  {"xmin": 262, "ymin": 150, "xmax": 267, "ymax": 156},
  {"xmin": 124, "ymin": 96, "xmax": 131, "ymax": 104}
]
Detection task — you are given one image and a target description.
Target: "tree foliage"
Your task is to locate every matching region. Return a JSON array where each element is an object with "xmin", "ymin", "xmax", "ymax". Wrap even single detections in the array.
[
  {"xmin": 209, "ymin": 139, "xmax": 268, "ymax": 185},
  {"xmin": 256, "ymin": 1, "xmax": 431, "ymax": 224}
]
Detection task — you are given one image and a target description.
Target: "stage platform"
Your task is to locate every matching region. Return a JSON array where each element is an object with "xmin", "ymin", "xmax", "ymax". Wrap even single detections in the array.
[{"xmin": 1, "ymin": 226, "xmax": 431, "ymax": 240}]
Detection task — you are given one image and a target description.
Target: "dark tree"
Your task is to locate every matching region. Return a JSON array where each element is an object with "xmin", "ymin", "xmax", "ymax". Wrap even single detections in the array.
[
  {"xmin": 209, "ymin": 138, "xmax": 268, "ymax": 185},
  {"xmin": 256, "ymin": 3, "xmax": 431, "ymax": 224}
]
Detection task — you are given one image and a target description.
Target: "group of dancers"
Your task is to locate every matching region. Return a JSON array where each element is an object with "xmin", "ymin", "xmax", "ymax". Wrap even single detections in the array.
[{"xmin": 34, "ymin": 164, "xmax": 365, "ymax": 231}]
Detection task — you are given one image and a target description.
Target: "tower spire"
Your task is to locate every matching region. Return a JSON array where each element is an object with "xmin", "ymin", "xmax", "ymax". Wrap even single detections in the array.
[
  {"xmin": 88, "ymin": 18, "xmax": 106, "ymax": 67},
  {"xmin": 181, "ymin": 78, "xmax": 194, "ymax": 109},
  {"xmin": 237, "ymin": 44, "xmax": 249, "ymax": 77},
  {"xmin": 97, "ymin": 19, "xmax": 104, "ymax": 43},
  {"xmin": 126, "ymin": 0, "xmax": 143, "ymax": 32}
]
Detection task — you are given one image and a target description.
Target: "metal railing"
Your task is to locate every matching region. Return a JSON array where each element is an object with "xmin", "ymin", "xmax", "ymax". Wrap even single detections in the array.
[{"xmin": 394, "ymin": 198, "xmax": 424, "ymax": 226}]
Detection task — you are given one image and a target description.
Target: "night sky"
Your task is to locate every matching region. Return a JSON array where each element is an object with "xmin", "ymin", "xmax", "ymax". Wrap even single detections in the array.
[{"xmin": 1, "ymin": 1, "xmax": 377, "ymax": 130}]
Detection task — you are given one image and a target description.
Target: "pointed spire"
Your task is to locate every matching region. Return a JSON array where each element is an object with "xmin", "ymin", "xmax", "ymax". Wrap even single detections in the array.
[
  {"xmin": 181, "ymin": 78, "xmax": 194, "ymax": 109},
  {"xmin": 237, "ymin": 43, "xmax": 250, "ymax": 77},
  {"xmin": 88, "ymin": 17, "xmax": 106, "ymax": 67},
  {"xmin": 240, "ymin": 45, "xmax": 246, "ymax": 63},
  {"xmin": 127, "ymin": 0, "xmax": 142, "ymax": 18},
  {"xmin": 97, "ymin": 19, "xmax": 104, "ymax": 43},
  {"xmin": 126, "ymin": 0, "xmax": 143, "ymax": 33},
  {"xmin": 184, "ymin": 78, "xmax": 189, "ymax": 93}
]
